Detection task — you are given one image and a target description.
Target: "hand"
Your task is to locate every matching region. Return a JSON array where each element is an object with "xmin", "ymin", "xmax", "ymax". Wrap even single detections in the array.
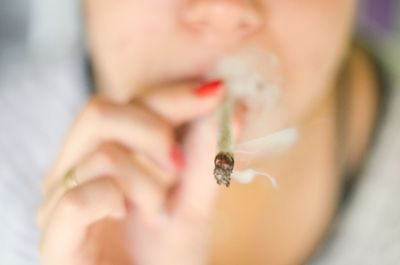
[{"xmin": 37, "ymin": 82, "xmax": 226, "ymax": 265}]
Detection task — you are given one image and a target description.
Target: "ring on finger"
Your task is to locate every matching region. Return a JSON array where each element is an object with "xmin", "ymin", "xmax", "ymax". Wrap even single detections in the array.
[{"xmin": 61, "ymin": 168, "xmax": 79, "ymax": 190}]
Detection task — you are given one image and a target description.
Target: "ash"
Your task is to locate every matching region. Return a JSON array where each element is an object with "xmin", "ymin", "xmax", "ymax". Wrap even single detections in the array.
[{"xmin": 214, "ymin": 152, "xmax": 234, "ymax": 187}]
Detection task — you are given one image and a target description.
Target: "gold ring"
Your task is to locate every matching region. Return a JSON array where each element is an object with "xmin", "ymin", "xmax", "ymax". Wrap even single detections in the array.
[{"xmin": 61, "ymin": 168, "xmax": 79, "ymax": 189}]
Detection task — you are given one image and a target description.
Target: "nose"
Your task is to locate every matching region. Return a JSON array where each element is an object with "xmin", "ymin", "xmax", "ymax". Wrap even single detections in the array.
[{"xmin": 182, "ymin": 0, "xmax": 263, "ymax": 41}]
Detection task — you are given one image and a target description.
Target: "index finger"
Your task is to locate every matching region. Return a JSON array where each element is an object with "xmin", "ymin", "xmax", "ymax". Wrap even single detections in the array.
[{"xmin": 140, "ymin": 80, "xmax": 225, "ymax": 125}]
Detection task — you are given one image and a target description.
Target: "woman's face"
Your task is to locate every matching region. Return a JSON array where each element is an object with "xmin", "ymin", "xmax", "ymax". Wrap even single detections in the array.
[{"xmin": 84, "ymin": 0, "xmax": 357, "ymax": 128}]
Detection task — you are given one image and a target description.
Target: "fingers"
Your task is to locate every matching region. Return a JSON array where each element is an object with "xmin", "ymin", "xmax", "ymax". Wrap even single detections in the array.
[
  {"xmin": 41, "ymin": 80, "xmax": 227, "ymax": 234},
  {"xmin": 38, "ymin": 143, "xmax": 170, "ymax": 229},
  {"xmin": 44, "ymin": 98, "xmax": 176, "ymax": 193},
  {"xmin": 44, "ymin": 81, "xmax": 225, "ymax": 193},
  {"xmin": 40, "ymin": 178, "xmax": 126, "ymax": 265},
  {"xmin": 141, "ymin": 80, "xmax": 225, "ymax": 125},
  {"xmin": 74, "ymin": 143, "xmax": 176, "ymax": 188},
  {"xmin": 172, "ymin": 113, "xmax": 220, "ymax": 221}
]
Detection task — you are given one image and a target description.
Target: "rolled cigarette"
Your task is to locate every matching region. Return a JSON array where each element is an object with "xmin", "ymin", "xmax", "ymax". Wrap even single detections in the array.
[{"xmin": 214, "ymin": 95, "xmax": 235, "ymax": 187}]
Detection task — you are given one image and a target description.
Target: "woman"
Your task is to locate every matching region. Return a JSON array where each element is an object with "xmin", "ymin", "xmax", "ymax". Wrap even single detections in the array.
[{"xmin": 1, "ymin": 0, "xmax": 399, "ymax": 264}]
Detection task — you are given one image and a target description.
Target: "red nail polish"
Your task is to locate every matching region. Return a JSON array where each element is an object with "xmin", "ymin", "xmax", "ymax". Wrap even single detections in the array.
[
  {"xmin": 194, "ymin": 80, "xmax": 223, "ymax": 97},
  {"xmin": 170, "ymin": 145, "xmax": 185, "ymax": 170}
]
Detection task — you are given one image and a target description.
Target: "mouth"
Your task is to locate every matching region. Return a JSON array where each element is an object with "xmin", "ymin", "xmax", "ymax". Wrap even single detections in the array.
[
  {"xmin": 167, "ymin": 59, "xmax": 220, "ymax": 86},
  {"xmin": 146, "ymin": 46, "xmax": 281, "ymax": 101},
  {"xmin": 155, "ymin": 46, "xmax": 227, "ymax": 87}
]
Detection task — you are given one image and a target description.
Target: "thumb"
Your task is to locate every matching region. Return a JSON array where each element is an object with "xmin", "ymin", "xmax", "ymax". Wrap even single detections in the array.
[{"xmin": 173, "ymin": 113, "xmax": 220, "ymax": 219}]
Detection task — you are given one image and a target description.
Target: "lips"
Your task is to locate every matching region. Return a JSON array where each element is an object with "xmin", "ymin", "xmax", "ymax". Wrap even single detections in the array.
[
  {"xmin": 173, "ymin": 59, "xmax": 219, "ymax": 83},
  {"xmin": 159, "ymin": 45, "xmax": 224, "ymax": 84}
]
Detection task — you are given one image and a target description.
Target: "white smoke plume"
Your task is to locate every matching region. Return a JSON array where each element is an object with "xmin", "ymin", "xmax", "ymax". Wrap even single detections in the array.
[{"xmin": 210, "ymin": 47, "xmax": 298, "ymax": 186}]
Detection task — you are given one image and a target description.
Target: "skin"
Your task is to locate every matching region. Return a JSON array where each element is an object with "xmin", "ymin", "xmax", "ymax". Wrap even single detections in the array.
[{"xmin": 38, "ymin": 0, "xmax": 379, "ymax": 264}]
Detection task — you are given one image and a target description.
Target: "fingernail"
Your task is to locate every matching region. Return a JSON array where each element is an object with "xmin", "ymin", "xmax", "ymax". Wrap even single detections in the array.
[
  {"xmin": 170, "ymin": 145, "xmax": 185, "ymax": 170},
  {"xmin": 194, "ymin": 80, "xmax": 223, "ymax": 97}
]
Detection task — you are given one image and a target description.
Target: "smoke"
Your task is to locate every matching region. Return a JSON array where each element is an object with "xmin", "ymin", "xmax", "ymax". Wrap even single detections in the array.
[
  {"xmin": 209, "ymin": 47, "xmax": 298, "ymax": 186},
  {"xmin": 209, "ymin": 47, "xmax": 282, "ymax": 142}
]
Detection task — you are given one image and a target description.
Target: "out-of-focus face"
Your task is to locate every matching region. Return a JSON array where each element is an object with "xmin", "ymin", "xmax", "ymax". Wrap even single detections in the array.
[{"xmin": 84, "ymin": 0, "xmax": 357, "ymax": 128}]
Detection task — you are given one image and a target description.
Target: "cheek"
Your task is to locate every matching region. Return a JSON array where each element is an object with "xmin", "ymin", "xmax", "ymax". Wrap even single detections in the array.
[{"xmin": 265, "ymin": 1, "xmax": 356, "ymax": 120}]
